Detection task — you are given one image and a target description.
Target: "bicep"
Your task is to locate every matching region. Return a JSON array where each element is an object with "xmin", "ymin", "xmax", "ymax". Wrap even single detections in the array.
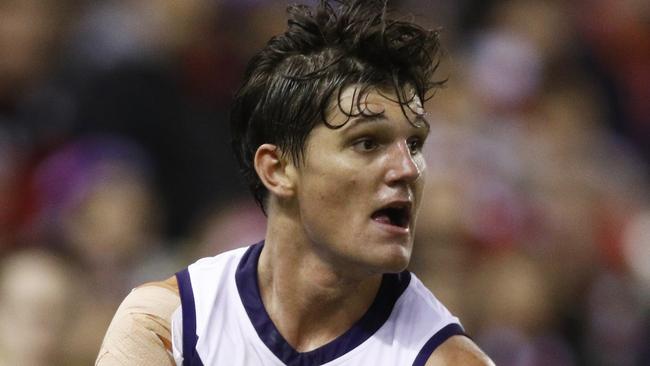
[{"xmin": 425, "ymin": 335, "xmax": 495, "ymax": 366}]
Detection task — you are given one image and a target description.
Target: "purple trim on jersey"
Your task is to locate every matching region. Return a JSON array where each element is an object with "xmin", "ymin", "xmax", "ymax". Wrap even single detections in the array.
[
  {"xmin": 235, "ymin": 241, "xmax": 412, "ymax": 366},
  {"xmin": 176, "ymin": 269, "xmax": 205, "ymax": 366},
  {"xmin": 412, "ymin": 323, "xmax": 466, "ymax": 366}
]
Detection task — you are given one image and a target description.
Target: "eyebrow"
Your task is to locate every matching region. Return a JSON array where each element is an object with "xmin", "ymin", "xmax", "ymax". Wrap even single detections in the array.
[{"xmin": 346, "ymin": 113, "xmax": 431, "ymax": 135}]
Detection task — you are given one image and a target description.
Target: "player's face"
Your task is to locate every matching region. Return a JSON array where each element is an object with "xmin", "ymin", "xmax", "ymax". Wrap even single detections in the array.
[{"xmin": 294, "ymin": 86, "xmax": 429, "ymax": 274}]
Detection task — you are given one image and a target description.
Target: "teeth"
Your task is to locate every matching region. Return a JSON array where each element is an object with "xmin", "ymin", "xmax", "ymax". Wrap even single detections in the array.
[
  {"xmin": 372, "ymin": 206, "xmax": 409, "ymax": 228},
  {"xmin": 373, "ymin": 213, "xmax": 392, "ymax": 225}
]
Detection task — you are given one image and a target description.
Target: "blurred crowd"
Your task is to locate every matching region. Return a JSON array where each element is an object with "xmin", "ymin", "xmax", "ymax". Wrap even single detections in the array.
[{"xmin": 0, "ymin": 0, "xmax": 647, "ymax": 365}]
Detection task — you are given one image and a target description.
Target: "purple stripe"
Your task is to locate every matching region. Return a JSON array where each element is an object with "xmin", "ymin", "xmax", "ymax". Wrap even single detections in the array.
[
  {"xmin": 412, "ymin": 323, "xmax": 466, "ymax": 366},
  {"xmin": 176, "ymin": 269, "xmax": 204, "ymax": 366},
  {"xmin": 235, "ymin": 241, "xmax": 411, "ymax": 365}
]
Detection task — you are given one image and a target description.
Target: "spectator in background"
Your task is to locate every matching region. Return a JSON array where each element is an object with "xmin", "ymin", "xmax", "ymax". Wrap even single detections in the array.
[
  {"xmin": 0, "ymin": 133, "xmax": 25, "ymax": 253},
  {"xmin": 24, "ymin": 135, "xmax": 179, "ymax": 364},
  {"xmin": 0, "ymin": 0, "xmax": 77, "ymax": 149},
  {"xmin": 0, "ymin": 249, "xmax": 76, "ymax": 366},
  {"xmin": 575, "ymin": 0, "xmax": 650, "ymax": 162},
  {"xmin": 189, "ymin": 198, "xmax": 267, "ymax": 259},
  {"xmin": 69, "ymin": 0, "xmax": 252, "ymax": 238}
]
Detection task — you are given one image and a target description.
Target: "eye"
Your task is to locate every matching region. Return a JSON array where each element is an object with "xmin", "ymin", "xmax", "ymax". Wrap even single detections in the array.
[
  {"xmin": 353, "ymin": 138, "xmax": 379, "ymax": 152},
  {"xmin": 407, "ymin": 138, "xmax": 424, "ymax": 155}
]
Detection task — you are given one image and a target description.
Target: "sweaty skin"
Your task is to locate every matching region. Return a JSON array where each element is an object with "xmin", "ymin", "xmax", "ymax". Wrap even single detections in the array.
[{"xmin": 95, "ymin": 277, "xmax": 179, "ymax": 366}]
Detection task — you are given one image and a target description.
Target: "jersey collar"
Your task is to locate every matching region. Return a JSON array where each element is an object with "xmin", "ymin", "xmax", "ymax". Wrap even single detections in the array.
[{"xmin": 235, "ymin": 241, "xmax": 411, "ymax": 365}]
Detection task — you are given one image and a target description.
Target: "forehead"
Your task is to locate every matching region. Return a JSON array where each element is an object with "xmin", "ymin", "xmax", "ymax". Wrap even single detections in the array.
[{"xmin": 325, "ymin": 85, "xmax": 426, "ymax": 128}]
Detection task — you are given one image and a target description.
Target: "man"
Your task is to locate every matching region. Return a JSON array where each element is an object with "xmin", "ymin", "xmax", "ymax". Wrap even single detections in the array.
[{"xmin": 96, "ymin": 1, "xmax": 494, "ymax": 365}]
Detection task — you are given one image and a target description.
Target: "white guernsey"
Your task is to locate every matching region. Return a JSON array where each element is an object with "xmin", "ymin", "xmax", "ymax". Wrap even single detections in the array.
[{"xmin": 171, "ymin": 242, "xmax": 463, "ymax": 365}]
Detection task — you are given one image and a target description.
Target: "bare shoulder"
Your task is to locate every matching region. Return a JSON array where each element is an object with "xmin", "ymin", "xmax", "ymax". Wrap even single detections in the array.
[
  {"xmin": 95, "ymin": 276, "xmax": 181, "ymax": 366},
  {"xmin": 425, "ymin": 335, "xmax": 495, "ymax": 366},
  {"xmin": 135, "ymin": 276, "xmax": 180, "ymax": 298}
]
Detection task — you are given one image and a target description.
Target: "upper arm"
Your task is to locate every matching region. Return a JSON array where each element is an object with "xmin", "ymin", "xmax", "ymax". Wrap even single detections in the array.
[
  {"xmin": 95, "ymin": 277, "xmax": 181, "ymax": 366},
  {"xmin": 425, "ymin": 335, "xmax": 495, "ymax": 366}
]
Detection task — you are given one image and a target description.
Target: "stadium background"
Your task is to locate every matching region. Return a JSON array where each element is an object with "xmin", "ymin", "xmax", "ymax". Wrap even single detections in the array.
[{"xmin": 0, "ymin": 0, "xmax": 648, "ymax": 364}]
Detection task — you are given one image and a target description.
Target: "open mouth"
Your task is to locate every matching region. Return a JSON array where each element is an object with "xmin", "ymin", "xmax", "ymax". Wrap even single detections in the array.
[{"xmin": 371, "ymin": 204, "xmax": 411, "ymax": 229}]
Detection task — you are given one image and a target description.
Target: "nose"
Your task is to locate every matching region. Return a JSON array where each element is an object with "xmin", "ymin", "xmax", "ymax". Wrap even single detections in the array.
[{"xmin": 384, "ymin": 141, "xmax": 422, "ymax": 185}]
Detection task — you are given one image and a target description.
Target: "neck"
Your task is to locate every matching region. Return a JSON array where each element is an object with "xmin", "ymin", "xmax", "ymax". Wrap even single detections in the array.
[{"xmin": 258, "ymin": 210, "xmax": 382, "ymax": 352}]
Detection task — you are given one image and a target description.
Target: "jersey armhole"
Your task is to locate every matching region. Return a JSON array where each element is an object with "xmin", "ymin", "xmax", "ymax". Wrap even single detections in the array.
[
  {"xmin": 411, "ymin": 323, "xmax": 467, "ymax": 366},
  {"xmin": 175, "ymin": 268, "xmax": 204, "ymax": 366}
]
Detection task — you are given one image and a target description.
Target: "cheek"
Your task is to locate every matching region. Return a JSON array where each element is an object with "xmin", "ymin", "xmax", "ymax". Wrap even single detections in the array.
[
  {"xmin": 300, "ymin": 155, "xmax": 362, "ymax": 203},
  {"xmin": 297, "ymin": 163, "xmax": 368, "ymax": 236},
  {"xmin": 413, "ymin": 158, "xmax": 427, "ymax": 207},
  {"xmin": 415, "ymin": 155, "xmax": 426, "ymax": 177},
  {"xmin": 304, "ymin": 172, "xmax": 360, "ymax": 209}
]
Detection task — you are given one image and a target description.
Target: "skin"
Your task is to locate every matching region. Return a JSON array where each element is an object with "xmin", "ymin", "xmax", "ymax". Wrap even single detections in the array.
[
  {"xmin": 254, "ymin": 86, "xmax": 494, "ymax": 364},
  {"xmin": 284, "ymin": 86, "xmax": 428, "ymax": 277},
  {"xmin": 95, "ymin": 86, "xmax": 494, "ymax": 365}
]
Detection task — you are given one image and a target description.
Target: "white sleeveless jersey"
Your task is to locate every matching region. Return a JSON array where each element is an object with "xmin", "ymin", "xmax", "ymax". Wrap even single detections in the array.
[{"xmin": 171, "ymin": 241, "xmax": 465, "ymax": 366}]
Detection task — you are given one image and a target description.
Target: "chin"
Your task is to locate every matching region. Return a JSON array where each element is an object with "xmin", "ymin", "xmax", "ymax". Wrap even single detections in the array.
[
  {"xmin": 371, "ymin": 245, "xmax": 412, "ymax": 274},
  {"xmin": 382, "ymin": 257, "xmax": 411, "ymax": 274}
]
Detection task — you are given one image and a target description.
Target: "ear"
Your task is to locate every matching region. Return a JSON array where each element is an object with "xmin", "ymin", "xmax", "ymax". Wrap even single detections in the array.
[{"xmin": 254, "ymin": 144, "xmax": 296, "ymax": 198}]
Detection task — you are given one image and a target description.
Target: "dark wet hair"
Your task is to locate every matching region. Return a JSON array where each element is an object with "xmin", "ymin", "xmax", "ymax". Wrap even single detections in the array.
[{"xmin": 231, "ymin": 0, "xmax": 444, "ymax": 210}]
